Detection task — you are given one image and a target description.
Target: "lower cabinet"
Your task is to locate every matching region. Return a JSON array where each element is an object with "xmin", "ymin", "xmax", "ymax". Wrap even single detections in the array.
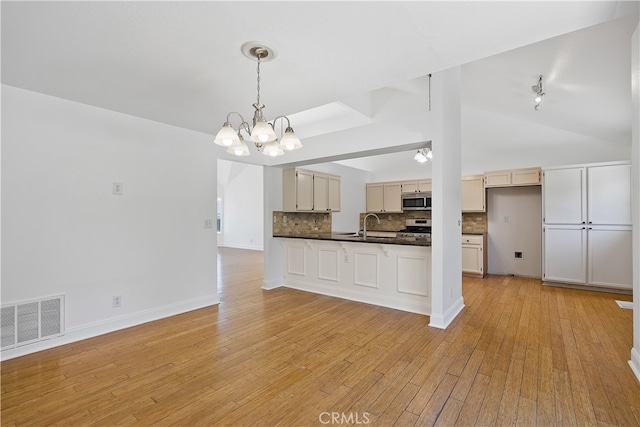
[
  {"xmin": 462, "ymin": 234, "xmax": 487, "ymax": 278},
  {"xmin": 543, "ymin": 225, "xmax": 632, "ymax": 290}
]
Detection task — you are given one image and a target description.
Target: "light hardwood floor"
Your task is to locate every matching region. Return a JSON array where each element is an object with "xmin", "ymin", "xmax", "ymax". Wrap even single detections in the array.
[{"xmin": 2, "ymin": 247, "xmax": 638, "ymax": 426}]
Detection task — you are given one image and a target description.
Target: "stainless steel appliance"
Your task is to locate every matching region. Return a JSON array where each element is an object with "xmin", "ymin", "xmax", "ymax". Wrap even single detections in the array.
[
  {"xmin": 397, "ymin": 219, "xmax": 431, "ymax": 242},
  {"xmin": 401, "ymin": 192, "xmax": 432, "ymax": 211}
]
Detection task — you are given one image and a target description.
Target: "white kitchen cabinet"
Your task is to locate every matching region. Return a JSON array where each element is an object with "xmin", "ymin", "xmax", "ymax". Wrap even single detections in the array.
[
  {"xmin": 543, "ymin": 225, "xmax": 587, "ymax": 284},
  {"xmin": 462, "ymin": 234, "xmax": 487, "ymax": 278},
  {"xmin": 283, "ymin": 168, "xmax": 340, "ymax": 212},
  {"xmin": 461, "ymin": 175, "xmax": 485, "ymax": 212},
  {"xmin": 328, "ymin": 175, "xmax": 341, "ymax": 212},
  {"xmin": 587, "ymin": 226, "xmax": 632, "ymax": 290},
  {"xmin": 587, "ymin": 164, "xmax": 632, "ymax": 225},
  {"xmin": 485, "ymin": 167, "xmax": 541, "ymax": 188},
  {"xmin": 366, "ymin": 182, "xmax": 402, "ymax": 213},
  {"xmin": 402, "ymin": 180, "xmax": 431, "ymax": 193},
  {"xmin": 542, "ymin": 162, "xmax": 632, "ymax": 290},
  {"xmin": 543, "ymin": 167, "xmax": 586, "ymax": 224}
]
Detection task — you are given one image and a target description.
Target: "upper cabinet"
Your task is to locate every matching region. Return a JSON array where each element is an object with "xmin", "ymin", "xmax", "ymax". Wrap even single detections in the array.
[
  {"xmin": 401, "ymin": 180, "xmax": 432, "ymax": 193},
  {"xmin": 283, "ymin": 168, "xmax": 341, "ymax": 212},
  {"xmin": 587, "ymin": 164, "xmax": 632, "ymax": 225},
  {"xmin": 366, "ymin": 182, "xmax": 402, "ymax": 213},
  {"xmin": 484, "ymin": 167, "xmax": 541, "ymax": 188},
  {"xmin": 543, "ymin": 163, "xmax": 631, "ymax": 225},
  {"xmin": 461, "ymin": 175, "xmax": 485, "ymax": 212}
]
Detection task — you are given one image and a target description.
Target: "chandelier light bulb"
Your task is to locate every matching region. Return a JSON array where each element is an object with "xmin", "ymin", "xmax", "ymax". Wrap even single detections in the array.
[
  {"xmin": 426, "ymin": 149, "xmax": 433, "ymax": 159},
  {"xmin": 251, "ymin": 119, "xmax": 277, "ymax": 144},
  {"xmin": 214, "ymin": 123, "xmax": 240, "ymax": 147},
  {"xmin": 279, "ymin": 127, "xmax": 302, "ymax": 151}
]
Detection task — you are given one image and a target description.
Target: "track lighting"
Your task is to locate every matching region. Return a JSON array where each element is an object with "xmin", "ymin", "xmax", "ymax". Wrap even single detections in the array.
[
  {"xmin": 414, "ymin": 148, "xmax": 432, "ymax": 163},
  {"xmin": 531, "ymin": 75, "xmax": 545, "ymax": 111}
]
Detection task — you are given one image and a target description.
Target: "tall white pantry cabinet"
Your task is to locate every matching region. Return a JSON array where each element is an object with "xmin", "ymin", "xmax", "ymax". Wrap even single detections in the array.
[{"xmin": 542, "ymin": 162, "xmax": 632, "ymax": 290}]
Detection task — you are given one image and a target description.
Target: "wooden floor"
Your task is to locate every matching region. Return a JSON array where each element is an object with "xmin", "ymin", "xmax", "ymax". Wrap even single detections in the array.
[{"xmin": 2, "ymin": 247, "xmax": 638, "ymax": 426}]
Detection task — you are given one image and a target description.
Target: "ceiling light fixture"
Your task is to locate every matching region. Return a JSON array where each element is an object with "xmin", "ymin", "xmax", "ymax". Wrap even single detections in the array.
[
  {"xmin": 214, "ymin": 42, "xmax": 302, "ymax": 157},
  {"xmin": 531, "ymin": 75, "xmax": 545, "ymax": 111},
  {"xmin": 414, "ymin": 148, "xmax": 433, "ymax": 163}
]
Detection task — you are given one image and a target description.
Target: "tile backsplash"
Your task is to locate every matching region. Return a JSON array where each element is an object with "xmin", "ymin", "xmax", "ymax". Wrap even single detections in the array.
[
  {"xmin": 358, "ymin": 211, "xmax": 432, "ymax": 231},
  {"xmin": 462, "ymin": 212, "xmax": 487, "ymax": 233},
  {"xmin": 272, "ymin": 210, "xmax": 487, "ymax": 235},
  {"xmin": 272, "ymin": 211, "xmax": 332, "ymax": 235}
]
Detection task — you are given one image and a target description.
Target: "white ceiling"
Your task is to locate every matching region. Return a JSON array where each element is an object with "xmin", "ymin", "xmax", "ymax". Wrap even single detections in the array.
[{"xmin": 2, "ymin": 1, "xmax": 638, "ymax": 175}]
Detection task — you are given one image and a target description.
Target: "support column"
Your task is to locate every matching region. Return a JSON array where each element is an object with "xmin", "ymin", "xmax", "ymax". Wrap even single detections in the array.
[
  {"xmin": 262, "ymin": 166, "xmax": 284, "ymax": 290},
  {"xmin": 429, "ymin": 67, "xmax": 464, "ymax": 329},
  {"xmin": 629, "ymin": 22, "xmax": 640, "ymax": 382}
]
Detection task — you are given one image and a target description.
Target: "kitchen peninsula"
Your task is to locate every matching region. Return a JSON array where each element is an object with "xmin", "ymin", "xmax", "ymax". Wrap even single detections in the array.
[{"xmin": 273, "ymin": 211, "xmax": 431, "ymax": 315}]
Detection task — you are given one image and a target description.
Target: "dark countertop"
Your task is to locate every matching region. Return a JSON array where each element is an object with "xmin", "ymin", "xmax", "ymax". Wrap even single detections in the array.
[{"xmin": 273, "ymin": 232, "xmax": 431, "ymax": 247}]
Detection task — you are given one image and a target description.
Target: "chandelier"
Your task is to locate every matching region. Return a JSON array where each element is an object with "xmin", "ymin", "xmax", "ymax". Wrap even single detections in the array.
[
  {"xmin": 214, "ymin": 42, "xmax": 302, "ymax": 157},
  {"xmin": 531, "ymin": 75, "xmax": 545, "ymax": 111}
]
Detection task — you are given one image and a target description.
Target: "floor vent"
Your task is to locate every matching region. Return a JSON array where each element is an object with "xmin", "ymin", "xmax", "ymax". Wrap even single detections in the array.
[{"xmin": 1, "ymin": 295, "xmax": 65, "ymax": 350}]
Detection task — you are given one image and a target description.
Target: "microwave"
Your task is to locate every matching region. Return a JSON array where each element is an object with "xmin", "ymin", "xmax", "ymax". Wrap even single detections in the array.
[{"xmin": 401, "ymin": 192, "xmax": 432, "ymax": 211}]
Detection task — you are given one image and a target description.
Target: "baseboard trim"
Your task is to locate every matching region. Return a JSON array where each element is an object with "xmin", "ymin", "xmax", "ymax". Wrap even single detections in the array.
[
  {"xmin": 282, "ymin": 279, "xmax": 430, "ymax": 316},
  {"xmin": 542, "ymin": 280, "xmax": 633, "ymax": 295},
  {"xmin": 429, "ymin": 296, "xmax": 465, "ymax": 329},
  {"xmin": 630, "ymin": 347, "xmax": 640, "ymax": 383},
  {"xmin": 262, "ymin": 278, "xmax": 283, "ymax": 290},
  {"xmin": 218, "ymin": 243, "xmax": 263, "ymax": 251},
  {"xmin": 0, "ymin": 294, "xmax": 220, "ymax": 361}
]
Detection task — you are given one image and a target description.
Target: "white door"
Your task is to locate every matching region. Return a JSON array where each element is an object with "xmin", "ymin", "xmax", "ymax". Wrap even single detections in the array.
[
  {"xmin": 462, "ymin": 245, "xmax": 482, "ymax": 274},
  {"xmin": 543, "ymin": 168, "xmax": 586, "ymax": 224},
  {"xmin": 461, "ymin": 176, "xmax": 485, "ymax": 212},
  {"xmin": 313, "ymin": 173, "xmax": 328, "ymax": 211},
  {"xmin": 383, "ymin": 183, "xmax": 403, "ymax": 212},
  {"xmin": 328, "ymin": 176, "xmax": 341, "ymax": 212},
  {"xmin": 587, "ymin": 226, "xmax": 633, "ymax": 289},
  {"xmin": 587, "ymin": 164, "xmax": 632, "ymax": 225},
  {"xmin": 543, "ymin": 225, "xmax": 587, "ymax": 284},
  {"xmin": 296, "ymin": 170, "xmax": 314, "ymax": 211}
]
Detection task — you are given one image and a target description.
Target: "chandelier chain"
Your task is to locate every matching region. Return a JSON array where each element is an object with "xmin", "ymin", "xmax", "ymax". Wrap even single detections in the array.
[{"xmin": 256, "ymin": 55, "xmax": 261, "ymax": 106}]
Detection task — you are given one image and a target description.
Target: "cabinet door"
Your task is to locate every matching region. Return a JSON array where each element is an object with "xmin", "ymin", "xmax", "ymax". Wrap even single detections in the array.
[
  {"xmin": 462, "ymin": 245, "xmax": 482, "ymax": 274},
  {"xmin": 543, "ymin": 168, "xmax": 586, "ymax": 224},
  {"xmin": 383, "ymin": 183, "xmax": 403, "ymax": 212},
  {"xmin": 543, "ymin": 225, "xmax": 587, "ymax": 284},
  {"xmin": 484, "ymin": 171, "xmax": 511, "ymax": 187},
  {"xmin": 313, "ymin": 173, "xmax": 328, "ymax": 211},
  {"xmin": 587, "ymin": 164, "xmax": 632, "ymax": 225},
  {"xmin": 461, "ymin": 176, "xmax": 485, "ymax": 212},
  {"xmin": 402, "ymin": 181, "xmax": 418, "ymax": 193},
  {"xmin": 366, "ymin": 184, "xmax": 384, "ymax": 212},
  {"xmin": 587, "ymin": 226, "xmax": 632, "ymax": 289},
  {"xmin": 296, "ymin": 170, "xmax": 314, "ymax": 211},
  {"xmin": 328, "ymin": 175, "xmax": 341, "ymax": 212},
  {"xmin": 512, "ymin": 168, "xmax": 541, "ymax": 186},
  {"xmin": 418, "ymin": 180, "xmax": 432, "ymax": 192}
]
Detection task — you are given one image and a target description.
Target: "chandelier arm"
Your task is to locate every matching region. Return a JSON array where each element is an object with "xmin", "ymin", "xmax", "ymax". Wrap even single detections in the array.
[
  {"xmin": 271, "ymin": 115, "xmax": 291, "ymax": 128},
  {"xmin": 225, "ymin": 111, "xmax": 248, "ymax": 126}
]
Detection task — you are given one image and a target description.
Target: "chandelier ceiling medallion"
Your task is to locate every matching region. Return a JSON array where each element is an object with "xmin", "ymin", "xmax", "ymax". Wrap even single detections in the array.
[{"xmin": 214, "ymin": 42, "xmax": 302, "ymax": 157}]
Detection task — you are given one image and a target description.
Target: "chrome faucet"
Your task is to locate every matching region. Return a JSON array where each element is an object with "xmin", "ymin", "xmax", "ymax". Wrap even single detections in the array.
[{"xmin": 363, "ymin": 213, "xmax": 380, "ymax": 240}]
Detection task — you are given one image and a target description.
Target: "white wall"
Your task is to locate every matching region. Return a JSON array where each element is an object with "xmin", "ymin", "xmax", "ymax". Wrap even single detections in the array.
[
  {"xmin": 486, "ymin": 186, "xmax": 542, "ymax": 278},
  {"xmin": 219, "ymin": 161, "xmax": 264, "ymax": 250},
  {"xmin": 1, "ymin": 85, "xmax": 219, "ymax": 359},
  {"xmin": 302, "ymin": 162, "xmax": 371, "ymax": 232}
]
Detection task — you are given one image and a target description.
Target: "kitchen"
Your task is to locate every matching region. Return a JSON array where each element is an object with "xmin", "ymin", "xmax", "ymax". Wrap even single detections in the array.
[{"xmin": 2, "ymin": 2, "xmax": 637, "ymax": 383}]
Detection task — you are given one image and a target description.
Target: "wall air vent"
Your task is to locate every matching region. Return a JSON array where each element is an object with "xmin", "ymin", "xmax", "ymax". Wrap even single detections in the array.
[{"xmin": 1, "ymin": 295, "xmax": 65, "ymax": 350}]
